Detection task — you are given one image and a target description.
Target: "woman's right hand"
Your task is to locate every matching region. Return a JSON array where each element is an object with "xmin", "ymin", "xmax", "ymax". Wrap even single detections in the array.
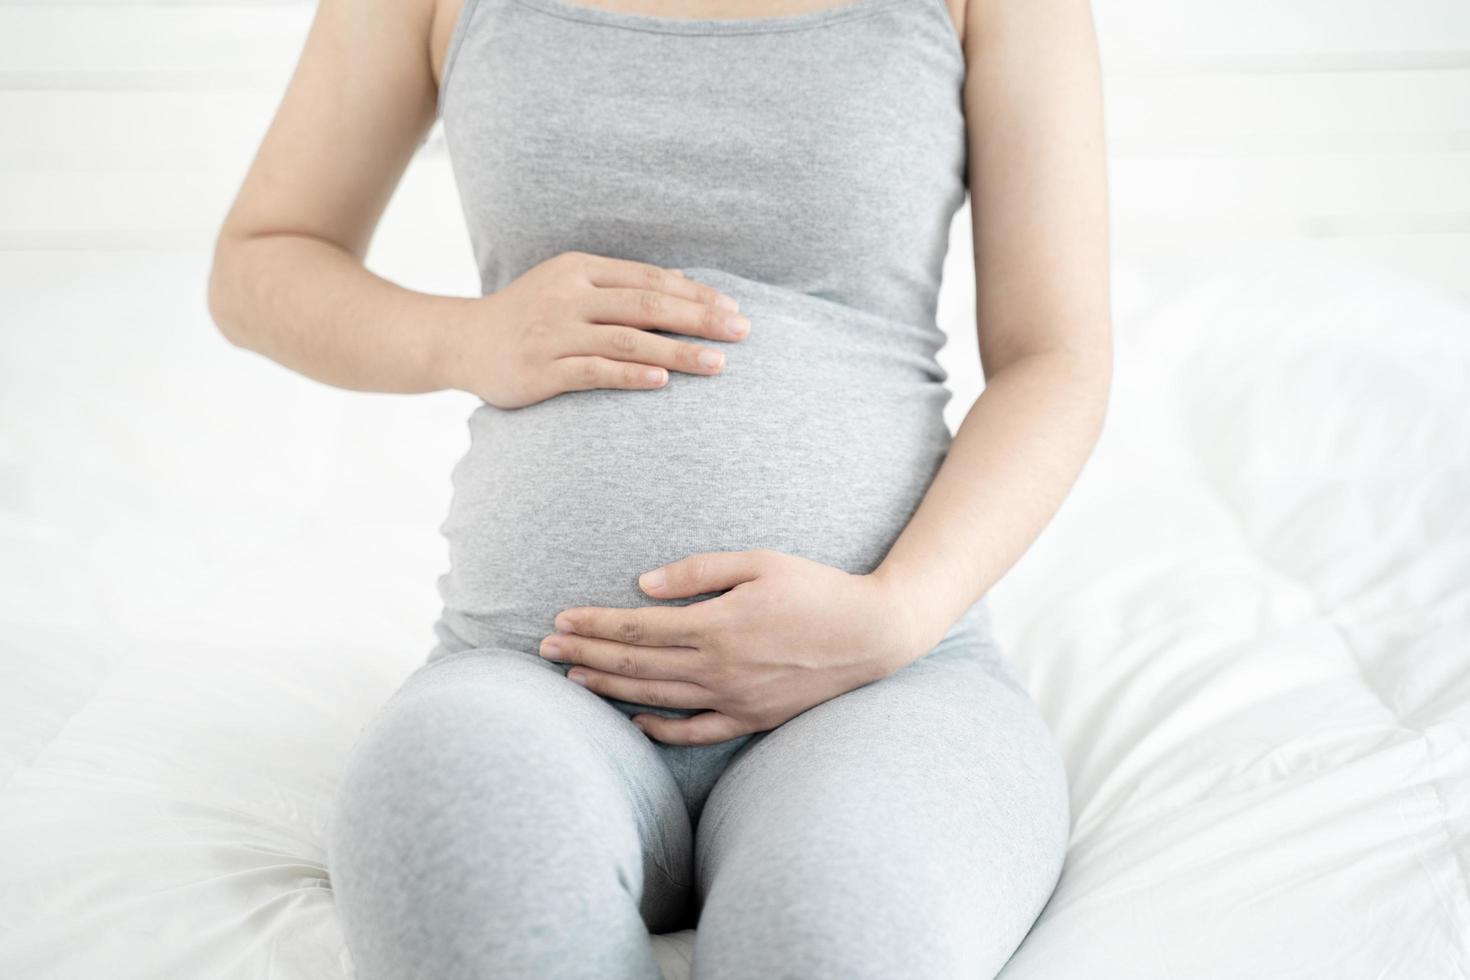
[{"xmin": 439, "ymin": 251, "xmax": 753, "ymax": 409}]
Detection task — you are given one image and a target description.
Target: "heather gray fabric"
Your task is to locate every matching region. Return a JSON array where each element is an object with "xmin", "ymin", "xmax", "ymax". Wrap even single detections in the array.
[
  {"xmin": 327, "ymin": 637, "xmax": 1070, "ymax": 979},
  {"xmin": 428, "ymin": 0, "xmax": 982, "ymax": 666},
  {"xmin": 327, "ymin": 0, "xmax": 1072, "ymax": 975}
]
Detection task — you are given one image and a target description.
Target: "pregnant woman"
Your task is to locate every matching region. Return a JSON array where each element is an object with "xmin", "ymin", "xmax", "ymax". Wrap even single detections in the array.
[{"xmin": 207, "ymin": 0, "xmax": 1111, "ymax": 975}]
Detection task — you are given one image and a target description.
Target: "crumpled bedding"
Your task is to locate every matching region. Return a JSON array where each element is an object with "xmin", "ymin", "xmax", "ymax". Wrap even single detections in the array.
[{"xmin": 0, "ymin": 247, "xmax": 1465, "ymax": 979}]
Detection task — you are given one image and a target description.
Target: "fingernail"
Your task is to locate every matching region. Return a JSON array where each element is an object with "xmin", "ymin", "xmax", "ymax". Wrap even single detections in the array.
[
  {"xmin": 727, "ymin": 315, "xmax": 750, "ymax": 338},
  {"xmin": 715, "ymin": 293, "xmax": 739, "ymax": 311},
  {"xmin": 568, "ymin": 670, "xmax": 587, "ymax": 686},
  {"xmin": 540, "ymin": 639, "xmax": 561, "ymax": 657},
  {"xmin": 698, "ymin": 350, "xmax": 724, "ymax": 369},
  {"xmin": 640, "ymin": 568, "xmax": 666, "ymax": 591}
]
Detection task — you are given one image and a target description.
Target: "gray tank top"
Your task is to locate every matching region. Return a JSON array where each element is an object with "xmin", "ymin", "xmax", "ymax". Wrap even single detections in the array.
[{"xmin": 429, "ymin": 0, "xmax": 996, "ymax": 669}]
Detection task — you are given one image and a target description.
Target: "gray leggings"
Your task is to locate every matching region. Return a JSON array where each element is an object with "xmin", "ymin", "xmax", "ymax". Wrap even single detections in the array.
[{"xmin": 325, "ymin": 629, "xmax": 1070, "ymax": 979}]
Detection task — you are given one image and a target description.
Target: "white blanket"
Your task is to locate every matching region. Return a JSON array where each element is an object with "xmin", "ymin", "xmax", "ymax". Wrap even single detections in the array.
[{"xmin": 1, "ymin": 247, "xmax": 1466, "ymax": 978}]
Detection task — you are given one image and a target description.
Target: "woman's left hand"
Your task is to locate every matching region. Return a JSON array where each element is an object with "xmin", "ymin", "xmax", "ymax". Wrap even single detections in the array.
[{"xmin": 541, "ymin": 549, "xmax": 924, "ymax": 745}]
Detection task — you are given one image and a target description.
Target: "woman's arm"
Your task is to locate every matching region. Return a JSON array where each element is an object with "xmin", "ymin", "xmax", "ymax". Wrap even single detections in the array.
[
  {"xmin": 872, "ymin": 0, "xmax": 1114, "ymax": 668},
  {"xmin": 206, "ymin": 0, "xmax": 469, "ymax": 394}
]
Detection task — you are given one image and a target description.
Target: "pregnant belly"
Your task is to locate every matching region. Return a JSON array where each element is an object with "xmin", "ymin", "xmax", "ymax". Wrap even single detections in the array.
[{"xmin": 431, "ymin": 268, "xmax": 958, "ymax": 658}]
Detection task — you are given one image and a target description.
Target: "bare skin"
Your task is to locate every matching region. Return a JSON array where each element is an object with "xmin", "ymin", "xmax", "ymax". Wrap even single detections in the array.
[{"xmin": 208, "ymin": 0, "xmax": 1111, "ymax": 746}]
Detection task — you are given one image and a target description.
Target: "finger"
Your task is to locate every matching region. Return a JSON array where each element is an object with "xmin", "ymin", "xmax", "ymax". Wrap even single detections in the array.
[
  {"xmin": 639, "ymin": 550, "xmax": 768, "ymax": 599},
  {"xmin": 539, "ymin": 631, "xmax": 703, "ymax": 682},
  {"xmin": 583, "ymin": 255, "xmax": 741, "ymax": 316},
  {"xmin": 552, "ymin": 355, "xmax": 669, "ymax": 392},
  {"xmin": 568, "ymin": 668, "xmax": 715, "ymax": 711},
  {"xmin": 633, "ymin": 711, "xmax": 751, "ymax": 747},
  {"xmin": 555, "ymin": 603, "xmax": 709, "ymax": 648},
  {"xmin": 587, "ymin": 287, "xmax": 752, "ymax": 344},
  {"xmin": 575, "ymin": 322, "xmax": 729, "ymax": 377}
]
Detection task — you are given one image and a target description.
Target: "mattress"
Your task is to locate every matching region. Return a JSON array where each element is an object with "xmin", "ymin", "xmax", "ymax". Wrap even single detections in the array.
[{"xmin": 1, "ymin": 246, "xmax": 1466, "ymax": 978}]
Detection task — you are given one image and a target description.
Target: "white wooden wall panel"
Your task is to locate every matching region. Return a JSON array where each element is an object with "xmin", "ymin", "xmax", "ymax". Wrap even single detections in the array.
[
  {"xmin": 0, "ymin": 6, "xmax": 311, "ymax": 80},
  {"xmin": 5, "ymin": 68, "xmax": 1467, "ymax": 164}
]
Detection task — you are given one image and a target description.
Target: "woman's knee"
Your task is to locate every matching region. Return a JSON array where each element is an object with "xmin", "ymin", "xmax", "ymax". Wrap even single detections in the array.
[
  {"xmin": 694, "ymin": 836, "xmax": 1001, "ymax": 979},
  {"xmin": 325, "ymin": 650, "xmax": 674, "ymax": 976},
  {"xmin": 692, "ymin": 653, "xmax": 1071, "ymax": 978},
  {"xmin": 695, "ymin": 796, "xmax": 1063, "ymax": 980}
]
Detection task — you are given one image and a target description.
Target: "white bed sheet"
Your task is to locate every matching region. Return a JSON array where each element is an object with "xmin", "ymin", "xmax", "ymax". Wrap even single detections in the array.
[{"xmin": 0, "ymin": 246, "xmax": 1466, "ymax": 979}]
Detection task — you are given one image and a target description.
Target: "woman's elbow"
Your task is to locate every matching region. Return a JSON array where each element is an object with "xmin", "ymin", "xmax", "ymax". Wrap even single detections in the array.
[{"xmin": 206, "ymin": 233, "xmax": 249, "ymax": 349}]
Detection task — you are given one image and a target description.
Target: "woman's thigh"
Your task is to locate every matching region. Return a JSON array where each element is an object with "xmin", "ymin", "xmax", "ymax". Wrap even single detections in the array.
[
  {"xmin": 325, "ymin": 648, "xmax": 694, "ymax": 980},
  {"xmin": 690, "ymin": 635, "xmax": 1071, "ymax": 980}
]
